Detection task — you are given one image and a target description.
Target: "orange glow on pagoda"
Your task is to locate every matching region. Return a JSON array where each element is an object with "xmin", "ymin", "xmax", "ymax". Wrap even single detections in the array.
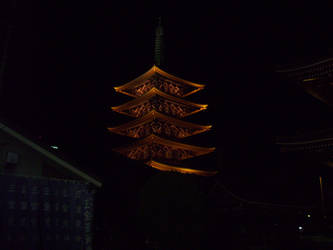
[
  {"xmin": 113, "ymin": 134, "xmax": 215, "ymax": 161},
  {"xmin": 109, "ymin": 64, "xmax": 217, "ymax": 176},
  {"xmin": 146, "ymin": 160, "xmax": 218, "ymax": 176},
  {"xmin": 111, "ymin": 87, "xmax": 208, "ymax": 118},
  {"xmin": 108, "ymin": 110, "xmax": 212, "ymax": 138},
  {"xmin": 114, "ymin": 65, "xmax": 205, "ymax": 98}
]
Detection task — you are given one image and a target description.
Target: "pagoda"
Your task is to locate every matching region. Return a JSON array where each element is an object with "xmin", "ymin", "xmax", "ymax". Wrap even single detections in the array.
[
  {"xmin": 108, "ymin": 18, "xmax": 217, "ymax": 176},
  {"xmin": 276, "ymin": 53, "xmax": 333, "ymax": 221}
]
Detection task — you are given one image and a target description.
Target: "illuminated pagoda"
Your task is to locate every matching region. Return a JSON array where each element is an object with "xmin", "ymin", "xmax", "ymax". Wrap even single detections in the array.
[{"xmin": 108, "ymin": 19, "xmax": 216, "ymax": 176}]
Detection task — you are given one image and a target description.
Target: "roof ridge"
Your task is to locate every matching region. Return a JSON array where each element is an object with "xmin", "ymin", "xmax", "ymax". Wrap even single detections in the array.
[{"xmin": 0, "ymin": 122, "xmax": 102, "ymax": 187}]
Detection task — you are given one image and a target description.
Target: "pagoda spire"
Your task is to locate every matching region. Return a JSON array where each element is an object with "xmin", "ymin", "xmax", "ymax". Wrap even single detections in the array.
[
  {"xmin": 154, "ymin": 16, "xmax": 164, "ymax": 66},
  {"xmin": 109, "ymin": 24, "xmax": 217, "ymax": 176}
]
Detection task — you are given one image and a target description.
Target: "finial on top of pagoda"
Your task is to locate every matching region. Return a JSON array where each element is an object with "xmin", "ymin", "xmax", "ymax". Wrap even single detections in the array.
[
  {"xmin": 154, "ymin": 16, "xmax": 164, "ymax": 66},
  {"xmin": 108, "ymin": 21, "xmax": 217, "ymax": 176}
]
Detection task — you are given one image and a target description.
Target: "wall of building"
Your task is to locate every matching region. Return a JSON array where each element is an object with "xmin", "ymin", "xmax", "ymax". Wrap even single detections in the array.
[{"xmin": 0, "ymin": 129, "xmax": 43, "ymax": 176}]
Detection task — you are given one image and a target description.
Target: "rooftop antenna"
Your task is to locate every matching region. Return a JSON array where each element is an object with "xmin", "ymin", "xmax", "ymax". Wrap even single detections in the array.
[{"xmin": 154, "ymin": 16, "xmax": 164, "ymax": 67}]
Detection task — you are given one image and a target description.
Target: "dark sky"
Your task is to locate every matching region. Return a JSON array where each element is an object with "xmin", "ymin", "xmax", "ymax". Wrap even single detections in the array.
[{"xmin": 1, "ymin": 1, "xmax": 333, "ymax": 203}]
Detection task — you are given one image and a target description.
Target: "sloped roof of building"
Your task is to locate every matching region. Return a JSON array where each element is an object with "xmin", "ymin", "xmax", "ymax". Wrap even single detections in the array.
[
  {"xmin": 0, "ymin": 121, "xmax": 102, "ymax": 187},
  {"xmin": 275, "ymin": 56, "xmax": 333, "ymax": 106},
  {"xmin": 275, "ymin": 56, "xmax": 333, "ymax": 73},
  {"xmin": 276, "ymin": 128, "xmax": 333, "ymax": 145}
]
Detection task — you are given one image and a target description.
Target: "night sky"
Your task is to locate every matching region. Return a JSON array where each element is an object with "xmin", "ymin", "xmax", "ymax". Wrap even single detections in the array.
[{"xmin": 1, "ymin": 2, "xmax": 333, "ymax": 205}]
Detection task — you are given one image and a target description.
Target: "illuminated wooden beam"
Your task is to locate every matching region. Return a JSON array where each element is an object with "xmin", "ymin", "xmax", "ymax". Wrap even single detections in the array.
[
  {"xmin": 146, "ymin": 160, "xmax": 218, "ymax": 176},
  {"xmin": 113, "ymin": 65, "xmax": 205, "ymax": 98}
]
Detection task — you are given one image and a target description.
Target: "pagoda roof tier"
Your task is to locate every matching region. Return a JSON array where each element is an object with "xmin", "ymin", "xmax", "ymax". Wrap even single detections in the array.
[
  {"xmin": 111, "ymin": 88, "xmax": 207, "ymax": 118},
  {"xmin": 276, "ymin": 135, "xmax": 333, "ymax": 153},
  {"xmin": 113, "ymin": 134, "xmax": 215, "ymax": 161},
  {"xmin": 114, "ymin": 65, "xmax": 205, "ymax": 98},
  {"xmin": 108, "ymin": 110, "xmax": 212, "ymax": 139},
  {"xmin": 276, "ymin": 57, "xmax": 333, "ymax": 106},
  {"xmin": 146, "ymin": 160, "xmax": 218, "ymax": 176}
]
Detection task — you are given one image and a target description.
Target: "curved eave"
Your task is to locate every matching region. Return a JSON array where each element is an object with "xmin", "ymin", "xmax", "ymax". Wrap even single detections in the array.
[
  {"xmin": 299, "ymin": 81, "xmax": 333, "ymax": 106},
  {"xmin": 111, "ymin": 88, "xmax": 208, "ymax": 117},
  {"xmin": 146, "ymin": 160, "xmax": 218, "ymax": 176},
  {"xmin": 276, "ymin": 57, "xmax": 333, "ymax": 73},
  {"xmin": 108, "ymin": 110, "xmax": 212, "ymax": 138},
  {"xmin": 113, "ymin": 65, "xmax": 205, "ymax": 97},
  {"xmin": 153, "ymin": 65, "xmax": 205, "ymax": 88},
  {"xmin": 276, "ymin": 137, "xmax": 333, "ymax": 146},
  {"xmin": 114, "ymin": 89, "xmax": 143, "ymax": 98},
  {"xmin": 144, "ymin": 135, "xmax": 216, "ymax": 154},
  {"xmin": 114, "ymin": 134, "xmax": 216, "ymax": 156}
]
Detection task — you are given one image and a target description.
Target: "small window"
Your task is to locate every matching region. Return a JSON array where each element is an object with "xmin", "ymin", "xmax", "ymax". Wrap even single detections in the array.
[{"xmin": 6, "ymin": 152, "xmax": 19, "ymax": 164}]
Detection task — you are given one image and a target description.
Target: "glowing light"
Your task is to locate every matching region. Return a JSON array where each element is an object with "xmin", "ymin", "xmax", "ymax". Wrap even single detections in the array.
[
  {"xmin": 303, "ymin": 78, "xmax": 316, "ymax": 82},
  {"xmin": 298, "ymin": 226, "xmax": 303, "ymax": 230},
  {"xmin": 51, "ymin": 145, "xmax": 58, "ymax": 150},
  {"xmin": 307, "ymin": 214, "xmax": 311, "ymax": 218}
]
